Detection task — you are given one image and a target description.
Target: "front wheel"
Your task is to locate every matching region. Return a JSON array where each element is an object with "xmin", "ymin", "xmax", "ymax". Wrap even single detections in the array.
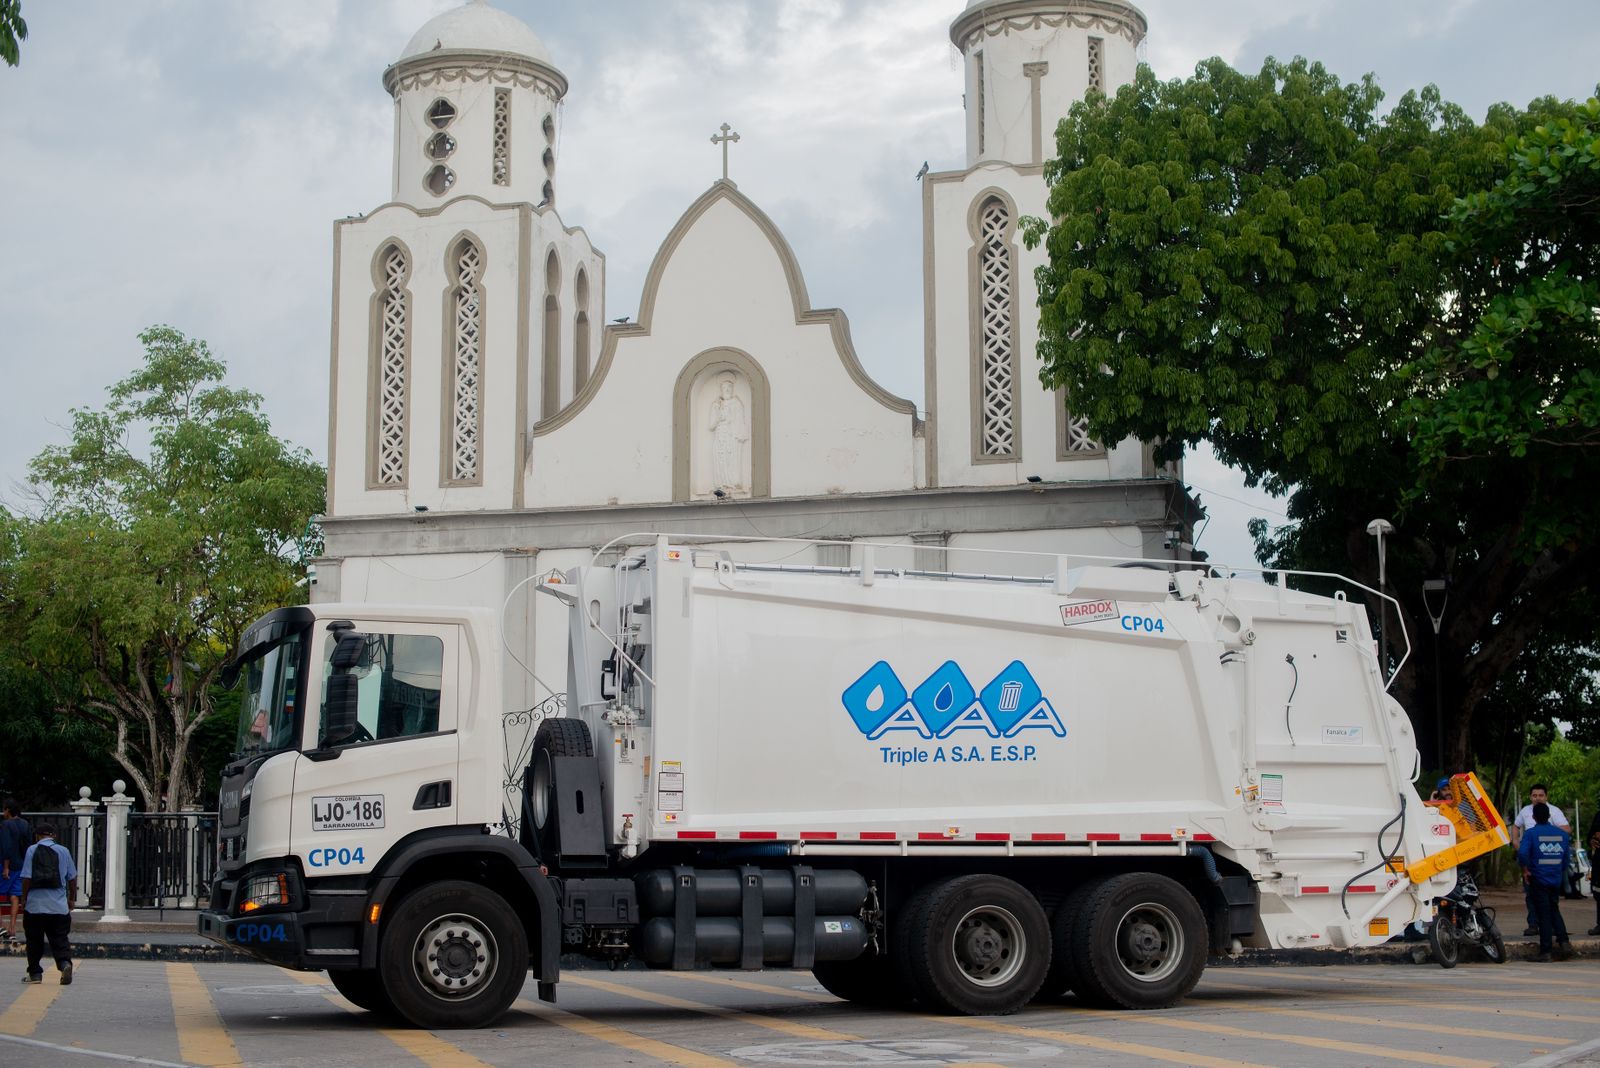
[
  {"xmin": 1481, "ymin": 918, "xmax": 1507, "ymax": 964},
  {"xmin": 894, "ymin": 874, "xmax": 1050, "ymax": 1015},
  {"xmin": 1067, "ymin": 873, "xmax": 1207, "ymax": 1009},
  {"xmin": 1429, "ymin": 914, "xmax": 1460, "ymax": 969},
  {"xmin": 379, "ymin": 880, "xmax": 529, "ymax": 1029}
]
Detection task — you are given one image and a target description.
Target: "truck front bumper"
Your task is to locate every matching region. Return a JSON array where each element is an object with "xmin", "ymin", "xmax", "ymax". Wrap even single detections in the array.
[{"xmin": 199, "ymin": 870, "xmax": 369, "ymax": 970}]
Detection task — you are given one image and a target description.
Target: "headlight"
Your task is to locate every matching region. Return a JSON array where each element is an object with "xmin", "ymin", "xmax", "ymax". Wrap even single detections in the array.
[{"xmin": 239, "ymin": 872, "xmax": 291, "ymax": 913}]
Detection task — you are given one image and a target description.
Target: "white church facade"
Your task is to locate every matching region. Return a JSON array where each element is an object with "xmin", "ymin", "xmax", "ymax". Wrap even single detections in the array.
[{"xmin": 315, "ymin": 0, "xmax": 1196, "ymax": 710}]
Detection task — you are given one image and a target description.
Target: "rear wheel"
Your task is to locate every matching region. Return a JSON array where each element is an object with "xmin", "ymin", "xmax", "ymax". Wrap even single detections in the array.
[
  {"xmin": 378, "ymin": 880, "xmax": 528, "ymax": 1029},
  {"xmin": 1428, "ymin": 914, "xmax": 1460, "ymax": 969},
  {"xmin": 1068, "ymin": 873, "xmax": 1207, "ymax": 1009},
  {"xmin": 1037, "ymin": 882, "xmax": 1096, "ymax": 1000},
  {"xmin": 812, "ymin": 954, "xmax": 912, "ymax": 1008},
  {"xmin": 894, "ymin": 874, "xmax": 1050, "ymax": 1015},
  {"xmin": 327, "ymin": 968, "xmax": 394, "ymax": 1015}
]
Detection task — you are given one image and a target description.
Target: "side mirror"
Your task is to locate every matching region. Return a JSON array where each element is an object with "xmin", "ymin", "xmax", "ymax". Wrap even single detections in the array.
[{"xmin": 321, "ymin": 674, "xmax": 360, "ymax": 747}]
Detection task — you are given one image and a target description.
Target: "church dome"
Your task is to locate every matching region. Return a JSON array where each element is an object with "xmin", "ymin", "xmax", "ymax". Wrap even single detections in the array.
[{"xmin": 399, "ymin": 1, "xmax": 554, "ymax": 66}]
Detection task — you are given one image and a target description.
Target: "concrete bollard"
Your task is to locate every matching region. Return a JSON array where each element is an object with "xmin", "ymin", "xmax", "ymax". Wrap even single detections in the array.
[
  {"xmin": 100, "ymin": 781, "xmax": 134, "ymax": 922},
  {"xmin": 69, "ymin": 787, "xmax": 98, "ymax": 910},
  {"xmin": 179, "ymin": 813, "xmax": 200, "ymax": 909}
]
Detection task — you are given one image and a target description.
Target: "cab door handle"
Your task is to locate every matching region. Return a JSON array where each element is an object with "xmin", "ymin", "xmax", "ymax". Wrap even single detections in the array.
[{"xmin": 413, "ymin": 781, "xmax": 452, "ymax": 809}]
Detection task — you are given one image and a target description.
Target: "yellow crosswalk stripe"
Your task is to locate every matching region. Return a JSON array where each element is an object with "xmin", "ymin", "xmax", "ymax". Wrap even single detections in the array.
[
  {"xmin": 515, "ymin": 996, "xmax": 735, "ymax": 1066},
  {"xmin": 285, "ymin": 968, "xmax": 492, "ymax": 1068},
  {"xmin": 1201, "ymin": 977, "xmax": 1600, "ymax": 1027},
  {"xmin": 166, "ymin": 963, "xmax": 242, "ymax": 1067},
  {"xmin": 1212, "ymin": 968, "xmax": 1600, "ymax": 1006},
  {"xmin": 656, "ymin": 970, "xmax": 838, "ymax": 1003},
  {"xmin": 565, "ymin": 972, "xmax": 861, "ymax": 1041},
  {"xmin": 661, "ymin": 970, "xmax": 1262, "ymax": 1068},
  {"xmin": 0, "ymin": 963, "xmax": 74, "ymax": 1037},
  {"xmin": 1198, "ymin": 994, "xmax": 1551, "ymax": 1045},
  {"xmin": 1082, "ymin": 1009, "xmax": 1497, "ymax": 1067}
]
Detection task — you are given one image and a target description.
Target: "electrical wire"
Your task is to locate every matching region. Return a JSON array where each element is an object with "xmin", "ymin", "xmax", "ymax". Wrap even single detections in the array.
[
  {"xmin": 1283, "ymin": 653, "xmax": 1298, "ymax": 746},
  {"xmin": 1341, "ymin": 792, "xmax": 1407, "ymax": 919}
]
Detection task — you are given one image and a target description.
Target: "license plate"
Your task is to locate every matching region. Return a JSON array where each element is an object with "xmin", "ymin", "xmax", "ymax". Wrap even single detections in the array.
[{"xmin": 311, "ymin": 794, "xmax": 385, "ymax": 831}]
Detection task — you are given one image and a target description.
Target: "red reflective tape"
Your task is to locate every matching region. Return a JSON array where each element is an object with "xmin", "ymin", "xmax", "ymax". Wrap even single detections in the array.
[
  {"xmin": 1030, "ymin": 833, "xmax": 1067, "ymax": 842},
  {"xmin": 859, "ymin": 831, "xmax": 897, "ymax": 841},
  {"xmin": 1193, "ymin": 833, "xmax": 1216, "ymax": 842},
  {"xmin": 676, "ymin": 831, "xmax": 717, "ymax": 840},
  {"xmin": 917, "ymin": 832, "xmax": 948, "ymax": 841},
  {"xmin": 1087, "ymin": 833, "xmax": 1120, "ymax": 842},
  {"xmin": 1301, "ymin": 886, "xmax": 1330, "ymax": 894},
  {"xmin": 975, "ymin": 833, "xmax": 1010, "ymax": 842},
  {"xmin": 1349, "ymin": 885, "xmax": 1378, "ymax": 893},
  {"xmin": 799, "ymin": 831, "xmax": 837, "ymax": 841},
  {"xmin": 738, "ymin": 831, "xmax": 777, "ymax": 840},
  {"xmin": 1140, "ymin": 833, "xmax": 1174, "ymax": 842}
]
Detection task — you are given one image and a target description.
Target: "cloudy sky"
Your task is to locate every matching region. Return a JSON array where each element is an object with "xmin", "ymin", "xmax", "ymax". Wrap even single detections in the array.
[{"xmin": 2, "ymin": 1, "xmax": 1596, "ymax": 566}]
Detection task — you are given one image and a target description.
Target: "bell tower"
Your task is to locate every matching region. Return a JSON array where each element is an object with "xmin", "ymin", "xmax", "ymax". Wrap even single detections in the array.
[{"xmin": 950, "ymin": 1, "xmax": 1146, "ymax": 167}]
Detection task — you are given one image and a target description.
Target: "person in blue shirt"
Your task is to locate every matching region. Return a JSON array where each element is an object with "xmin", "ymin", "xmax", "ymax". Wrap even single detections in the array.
[
  {"xmin": 18, "ymin": 825, "xmax": 77, "ymax": 985},
  {"xmin": 0, "ymin": 800, "xmax": 30, "ymax": 943},
  {"xmin": 1517, "ymin": 802, "xmax": 1573, "ymax": 961}
]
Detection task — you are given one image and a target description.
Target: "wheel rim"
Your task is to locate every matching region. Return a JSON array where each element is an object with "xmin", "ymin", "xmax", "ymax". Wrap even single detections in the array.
[
  {"xmin": 413, "ymin": 912, "xmax": 499, "ymax": 1001},
  {"xmin": 530, "ymin": 752, "xmax": 552, "ymax": 830},
  {"xmin": 1115, "ymin": 902, "xmax": 1184, "ymax": 983},
  {"xmin": 951, "ymin": 905, "xmax": 1026, "ymax": 988}
]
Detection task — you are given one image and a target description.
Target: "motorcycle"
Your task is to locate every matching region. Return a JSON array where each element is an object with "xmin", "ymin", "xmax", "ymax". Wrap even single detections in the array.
[{"xmin": 1426, "ymin": 870, "xmax": 1507, "ymax": 967}]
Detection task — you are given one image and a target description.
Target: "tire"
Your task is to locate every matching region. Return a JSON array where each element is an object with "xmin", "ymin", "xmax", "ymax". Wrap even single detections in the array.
[
  {"xmin": 893, "ymin": 874, "xmax": 1050, "ymax": 1015},
  {"xmin": 1481, "ymin": 919, "xmax": 1507, "ymax": 964},
  {"xmin": 378, "ymin": 880, "xmax": 529, "ymax": 1029},
  {"xmin": 1067, "ymin": 873, "xmax": 1208, "ymax": 1010},
  {"xmin": 327, "ymin": 968, "xmax": 395, "ymax": 1015},
  {"xmin": 527, "ymin": 719, "xmax": 594, "ymax": 860},
  {"xmin": 812, "ymin": 954, "xmax": 913, "ymax": 1008},
  {"xmin": 1037, "ymin": 882, "xmax": 1097, "ymax": 1001},
  {"xmin": 1429, "ymin": 914, "xmax": 1460, "ymax": 969}
]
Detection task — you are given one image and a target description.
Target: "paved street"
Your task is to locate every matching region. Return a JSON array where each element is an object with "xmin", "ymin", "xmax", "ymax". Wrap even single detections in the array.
[{"xmin": 2, "ymin": 957, "xmax": 1599, "ymax": 1068}]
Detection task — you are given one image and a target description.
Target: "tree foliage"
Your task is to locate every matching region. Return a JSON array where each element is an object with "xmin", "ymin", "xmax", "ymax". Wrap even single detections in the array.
[
  {"xmin": 0, "ymin": 0, "xmax": 25, "ymax": 68},
  {"xmin": 1026, "ymin": 57, "xmax": 1600, "ymax": 768},
  {"xmin": 1, "ymin": 327, "xmax": 323, "ymax": 810}
]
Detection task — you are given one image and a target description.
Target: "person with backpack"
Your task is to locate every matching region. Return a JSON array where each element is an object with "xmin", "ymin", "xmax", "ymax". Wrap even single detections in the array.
[
  {"xmin": 18, "ymin": 824, "xmax": 76, "ymax": 985},
  {"xmin": 0, "ymin": 800, "xmax": 30, "ymax": 943}
]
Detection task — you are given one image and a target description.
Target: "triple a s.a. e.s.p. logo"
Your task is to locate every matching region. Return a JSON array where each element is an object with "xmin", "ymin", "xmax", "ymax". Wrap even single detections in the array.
[{"xmin": 842, "ymin": 660, "xmax": 1065, "ymax": 766}]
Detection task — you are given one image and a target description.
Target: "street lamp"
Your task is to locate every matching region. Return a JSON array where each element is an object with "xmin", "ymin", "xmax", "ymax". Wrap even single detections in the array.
[
  {"xmin": 1423, "ymin": 578, "xmax": 1449, "ymax": 770},
  {"xmin": 1366, "ymin": 519, "xmax": 1394, "ymax": 682}
]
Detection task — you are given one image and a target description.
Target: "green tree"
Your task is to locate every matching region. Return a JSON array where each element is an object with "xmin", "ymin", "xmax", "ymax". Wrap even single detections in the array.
[
  {"xmin": 1025, "ymin": 58, "xmax": 1600, "ymax": 769},
  {"xmin": 0, "ymin": 0, "xmax": 25, "ymax": 68},
  {"xmin": 2, "ymin": 326, "xmax": 324, "ymax": 810}
]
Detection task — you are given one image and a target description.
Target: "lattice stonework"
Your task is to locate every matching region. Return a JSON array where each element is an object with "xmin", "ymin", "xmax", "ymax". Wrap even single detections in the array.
[
  {"xmin": 978, "ymin": 199, "xmax": 1016, "ymax": 457},
  {"xmin": 1087, "ymin": 37, "xmax": 1104, "ymax": 93},
  {"xmin": 376, "ymin": 245, "xmax": 410, "ymax": 485},
  {"xmin": 1064, "ymin": 400, "xmax": 1100, "ymax": 452},
  {"xmin": 451, "ymin": 242, "xmax": 483, "ymax": 481},
  {"xmin": 492, "ymin": 89, "xmax": 510, "ymax": 186}
]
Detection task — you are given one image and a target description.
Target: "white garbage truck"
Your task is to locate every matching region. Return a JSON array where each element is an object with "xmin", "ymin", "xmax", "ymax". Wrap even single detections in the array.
[{"xmin": 199, "ymin": 535, "xmax": 1506, "ymax": 1028}]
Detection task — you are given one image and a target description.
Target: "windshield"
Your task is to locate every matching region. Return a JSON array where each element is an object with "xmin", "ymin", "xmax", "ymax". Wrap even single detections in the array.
[{"xmin": 235, "ymin": 631, "xmax": 305, "ymax": 759}]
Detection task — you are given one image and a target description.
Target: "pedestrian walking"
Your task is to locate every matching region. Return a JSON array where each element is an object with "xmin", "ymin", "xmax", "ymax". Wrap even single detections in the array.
[
  {"xmin": 0, "ymin": 800, "xmax": 29, "ymax": 942},
  {"xmin": 18, "ymin": 824, "xmax": 76, "ymax": 985},
  {"xmin": 1511, "ymin": 784, "xmax": 1570, "ymax": 935},
  {"xmin": 1517, "ymin": 802, "xmax": 1573, "ymax": 962}
]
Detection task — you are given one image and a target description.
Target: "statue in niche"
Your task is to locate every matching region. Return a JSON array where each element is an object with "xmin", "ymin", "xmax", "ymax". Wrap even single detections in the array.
[{"xmin": 708, "ymin": 374, "xmax": 749, "ymax": 493}]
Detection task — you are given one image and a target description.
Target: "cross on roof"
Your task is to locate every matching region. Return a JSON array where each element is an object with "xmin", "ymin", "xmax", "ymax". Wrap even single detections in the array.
[{"xmin": 711, "ymin": 122, "xmax": 740, "ymax": 181}]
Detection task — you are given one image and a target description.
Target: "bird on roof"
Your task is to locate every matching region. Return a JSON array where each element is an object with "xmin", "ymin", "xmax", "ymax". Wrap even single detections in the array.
[
  {"xmin": 612, "ymin": 316, "xmax": 631, "ymax": 324},
  {"xmin": 915, "ymin": 161, "xmax": 930, "ymax": 180}
]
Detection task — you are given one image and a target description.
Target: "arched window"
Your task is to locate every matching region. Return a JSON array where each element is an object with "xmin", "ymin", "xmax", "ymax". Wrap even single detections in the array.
[
  {"xmin": 372, "ymin": 242, "xmax": 411, "ymax": 487},
  {"xmin": 973, "ymin": 196, "xmax": 1018, "ymax": 461},
  {"xmin": 446, "ymin": 237, "xmax": 484, "ymax": 483},
  {"xmin": 541, "ymin": 250, "xmax": 561, "ymax": 419},
  {"xmin": 573, "ymin": 268, "xmax": 590, "ymax": 392},
  {"xmin": 492, "ymin": 88, "xmax": 510, "ymax": 186}
]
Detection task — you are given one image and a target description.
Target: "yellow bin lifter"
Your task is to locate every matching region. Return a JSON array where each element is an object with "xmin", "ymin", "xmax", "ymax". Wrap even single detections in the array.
[{"xmin": 1408, "ymin": 772, "xmax": 1510, "ymax": 883}]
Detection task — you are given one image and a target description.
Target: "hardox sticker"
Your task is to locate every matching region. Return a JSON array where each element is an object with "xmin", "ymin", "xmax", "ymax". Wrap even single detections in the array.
[{"xmin": 1059, "ymin": 599, "xmax": 1118, "ymax": 626}]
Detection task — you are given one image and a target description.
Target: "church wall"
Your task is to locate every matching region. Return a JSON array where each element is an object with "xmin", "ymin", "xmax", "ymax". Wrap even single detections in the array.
[
  {"xmin": 925, "ymin": 165, "xmax": 1146, "ymax": 491},
  {"xmin": 330, "ymin": 198, "xmax": 527, "ymax": 517},
  {"xmin": 527, "ymin": 191, "xmax": 917, "ymax": 509}
]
